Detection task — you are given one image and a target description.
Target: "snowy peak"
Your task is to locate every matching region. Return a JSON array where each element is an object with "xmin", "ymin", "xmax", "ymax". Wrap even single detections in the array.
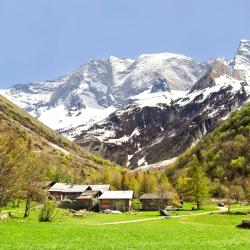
[
  {"xmin": 190, "ymin": 59, "xmax": 240, "ymax": 92},
  {"xmin": 131, "ymin": 52, "xmax": 205, "ymax": 91},
  {"xmin": 232, "ymin": 39, "xmax": 250, "ymax": 82},
  {"xmin": 238, "ymin": 39, "xmax": 250, "ymax": 55},
  {"xmin": 0, "ymin": 51, "xmax": 204, "ymax": 139}
]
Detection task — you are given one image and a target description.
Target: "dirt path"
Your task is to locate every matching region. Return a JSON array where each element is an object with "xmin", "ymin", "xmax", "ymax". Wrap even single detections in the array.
[
  {"xmin": 89, "ymin": 207, "xmax": 237, "ymax": 226},
  {"xmin": 90, "ymin": 217, "xmax": 165, "ymax": 225},
  {"xmin": 0, "ymin": 208, "xmax": 23, "ymax": 214}
]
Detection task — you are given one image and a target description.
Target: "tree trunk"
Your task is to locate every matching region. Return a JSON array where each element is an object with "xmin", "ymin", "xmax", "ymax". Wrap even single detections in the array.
[
  {"xmin": 196, "ymin": 197, "xmax": 200, "ymax": 210},
  {"xmin": 228, "ymin": 201, "xmax": 231, "ymax": 214},
  {"xmin": 24, "ymin": 197, "xmax": 31, "ymax": 218}
]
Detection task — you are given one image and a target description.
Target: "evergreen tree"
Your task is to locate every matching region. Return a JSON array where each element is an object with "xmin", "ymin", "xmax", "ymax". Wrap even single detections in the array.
[
  {"xmin": 139, "ymin": 172, "xmax": 157, "ymax": 195},
  {"xmin": 188, "ymin": 155, "xmax": 209, "ymax": 210}
]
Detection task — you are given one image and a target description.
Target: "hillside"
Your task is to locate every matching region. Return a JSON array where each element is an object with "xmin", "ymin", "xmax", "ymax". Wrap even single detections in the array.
[
  {"xmin": 166, "ymin": 102, "xmax": 250, "ymax": 197},
  {"xmin": 0, "ymin": 94, "xmax": 119, "ymax": 183}
]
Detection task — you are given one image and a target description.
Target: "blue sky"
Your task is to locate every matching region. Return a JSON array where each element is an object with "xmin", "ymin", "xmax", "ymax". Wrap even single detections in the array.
[{"xmin": 0, "ymin": 0, "xmax": 250, "ymax": 87}]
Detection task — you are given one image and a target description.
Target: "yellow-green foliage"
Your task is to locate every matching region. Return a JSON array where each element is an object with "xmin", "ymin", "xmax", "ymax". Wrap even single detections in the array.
[
  {"xmin": 166, "ymin": 102, "xmax": 250, "ymax": 199},
  {"xmin": 0, "ymin": 94, "xmax": 119, "ymax": 184}
]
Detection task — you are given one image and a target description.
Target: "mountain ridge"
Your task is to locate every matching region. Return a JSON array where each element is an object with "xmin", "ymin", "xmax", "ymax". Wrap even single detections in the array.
[{"xmin": 1, "ymin": 39, "xmax": 250, "ymax": 169}]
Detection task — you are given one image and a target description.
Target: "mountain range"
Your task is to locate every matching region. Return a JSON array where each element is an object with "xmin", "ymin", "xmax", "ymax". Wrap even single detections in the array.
[{"xmin": 1, "ymin": 39, "xmax": 250, "ymax": 169}]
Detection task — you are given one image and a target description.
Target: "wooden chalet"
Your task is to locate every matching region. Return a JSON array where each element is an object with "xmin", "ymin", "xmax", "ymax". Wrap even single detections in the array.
[
  {"xmin": 48, "ymin": 183, "xmax": 90, "ymax": 201},
  {"xmin": 48, "ymin": 183, "xmax": 111, "ymax": 201},
  {"xmin": 99, "ymin": 191, "xmax": 133, "ymax": 212},
  {"xmin": 139, "ymin": 193, "xmax": 172, "ymax": 211}
]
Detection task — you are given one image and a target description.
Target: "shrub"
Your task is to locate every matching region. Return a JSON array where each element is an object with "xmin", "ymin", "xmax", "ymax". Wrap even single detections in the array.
[
  {"xmin": 8, "ymin": 212, "xmax": 18, "ymax": 219},
  {"xmin": 237, "ymin": 220, "xmax": 250, "ymax": 229},
  {"xmin": 39, "ymin": 200, "xmax": 57, "ymax": 222},
  {"xmin": 131, "ymin": 199, "xmax": 142, "ymax": 211}
]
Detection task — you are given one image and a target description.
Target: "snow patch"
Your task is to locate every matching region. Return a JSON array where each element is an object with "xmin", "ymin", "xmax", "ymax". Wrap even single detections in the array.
[
  {"xmin": 136, "ymin": 157, "xmax": 177, "ymax": 171},
  {"xmin": 49, "ymin": 143, "xmax": 69, "ymax": 155},
  {"xmin": 138, "ymin": 156, "xmax": 148, "ymax": 167},
  {"xmin": 130, "ymin": 90, "xmax": 185, "ymax": 108}
]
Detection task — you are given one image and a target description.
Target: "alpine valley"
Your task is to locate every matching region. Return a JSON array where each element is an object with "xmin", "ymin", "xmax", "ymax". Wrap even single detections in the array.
[{"xmin": 1, "ymin": 40, "xmax": 250, "ymax": 169}]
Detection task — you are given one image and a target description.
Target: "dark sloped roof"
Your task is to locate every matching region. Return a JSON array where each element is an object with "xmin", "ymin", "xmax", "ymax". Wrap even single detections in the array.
[
  {"xmin": 139, "ymin": 193, "xmax": 171, "ymax": 200},
  {"xmin": 89, "ymin": 184, "xmax": 110, "ymax": 193},
  {"xmin": 48, "ymin": 183, "xmax": 89, "ymax": 193},
  {"xmin": 82, "ymin": 190, "xmax": 100, "ymax": 196},
  {"xmin": 76, "ymin": 190, "xmax": 100, "ymax": 200}
]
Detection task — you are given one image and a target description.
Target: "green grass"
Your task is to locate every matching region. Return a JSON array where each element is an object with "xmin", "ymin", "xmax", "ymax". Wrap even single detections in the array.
[{"xmin": 0, "ymin": 204, "xmax": 250, "ymax": 250}]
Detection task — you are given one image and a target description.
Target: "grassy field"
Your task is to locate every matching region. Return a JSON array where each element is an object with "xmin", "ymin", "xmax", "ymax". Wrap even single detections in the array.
[{"xmin": 0, "ymin": 204, "xmax": 249, "ymax": 250}]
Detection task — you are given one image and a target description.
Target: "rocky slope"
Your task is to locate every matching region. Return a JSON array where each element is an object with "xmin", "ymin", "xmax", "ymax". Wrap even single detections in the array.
[{"xmin": 1, "ymin": 40, "xmax": 250, "ymax": 169}]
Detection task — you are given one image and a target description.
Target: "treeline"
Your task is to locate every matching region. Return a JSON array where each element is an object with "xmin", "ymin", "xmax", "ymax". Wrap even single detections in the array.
[
  {"xmin": 49, "ymin": 163, "xmax": 180, "ymax": 205},
  {"xmin": 96, "ymin": 167, "xmax": 179, "ymax": 201},
  {"xmin": 166, "ymin": 103, "xmax": 250, "ymax": 204}
]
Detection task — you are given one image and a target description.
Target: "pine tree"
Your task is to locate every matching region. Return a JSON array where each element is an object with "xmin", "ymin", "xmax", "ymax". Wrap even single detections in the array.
[
  {"xmin": 139, "ymin": 172, "xmax": 157, "ymax": 195},
  {"xmin": 188, "ymin": 155, "xmax": 209, "ymax": 210}
]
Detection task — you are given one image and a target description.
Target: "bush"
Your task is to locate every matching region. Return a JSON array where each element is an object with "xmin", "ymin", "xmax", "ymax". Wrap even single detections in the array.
[
  {"xmin": 8, "ymin": 212, "xmax": 18, "ymax": 219},
  {"xmin": 39, "ymin": 200, "xmax": 57, "ymax": 222},
  {"xmin": 237, "ymin": 220, "xmax": 250, "ymax": 229},
  {"xmin": 131, "ymin": 199, "xmax": 142, "ymax": 211}
]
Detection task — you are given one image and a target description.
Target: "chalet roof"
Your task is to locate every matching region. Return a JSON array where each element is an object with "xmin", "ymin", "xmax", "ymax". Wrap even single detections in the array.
[
  {"xmin": 48, "ymin": 183, "xmax": 89, "ymax": 193},
  {"xmin": 99, "ymin": 191, "xmax": 133, "ymax": 200},
  {"xmin": 77, "ymin": 190, "xmax": 100, "ymax": 200},
  {"xmin": 43, "ymin": 181, "xmax": 56, "ymax": 188},
  {"xmin": 89, "ymin": 184, "xmax": 110, "ymax": 193},
  {"xmin": 139, "ymin": 193, "xmax": 171, "ymax": 200}
]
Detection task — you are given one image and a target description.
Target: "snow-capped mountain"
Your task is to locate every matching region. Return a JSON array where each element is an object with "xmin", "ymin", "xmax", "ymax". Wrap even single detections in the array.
[
  {"xmin": 1, "ymin": 40, "xmax": 250, "ymax": 168},
  {"xmin": 75, "ymin": 61, "xmax": 249, "ymax": 167},
  {"xmin": 232, "ymin": 39, "xmax": 250, "ymax": 83},
  {"xmin": 0, "ymin": 53, "xmax": 206, "ymax": 138}
]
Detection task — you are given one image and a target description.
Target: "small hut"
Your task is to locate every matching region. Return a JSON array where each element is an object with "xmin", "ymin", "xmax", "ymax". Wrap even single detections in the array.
[
  {"xmin": 99, "ymin": 191, "xmax": 133, "ymax": 212},
  {"xmin": 75, "ymin": 190, "xmax": 101, "ymax": 210},
  {"xmin": 139, "ymin": 193, "xmax": 171, "ymax": 211}
]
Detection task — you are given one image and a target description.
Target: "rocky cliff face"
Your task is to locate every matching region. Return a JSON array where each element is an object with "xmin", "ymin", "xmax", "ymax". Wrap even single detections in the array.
[
  {"xmin": 75, "ymin": 69, "xmax": 249, "ymax": 168},
  {"xmin": 190, "ymin": 59, "xmax": 240, "ymax": 92},
  {"xmin": 1, "ymin": 40, "xmax": 250, "ymax": 169}
]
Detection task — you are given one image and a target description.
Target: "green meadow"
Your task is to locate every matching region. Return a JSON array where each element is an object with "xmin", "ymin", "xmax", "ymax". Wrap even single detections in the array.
[{"xmin": 0, "ymin": 204, "xmax": 249, "ymax": 250}]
